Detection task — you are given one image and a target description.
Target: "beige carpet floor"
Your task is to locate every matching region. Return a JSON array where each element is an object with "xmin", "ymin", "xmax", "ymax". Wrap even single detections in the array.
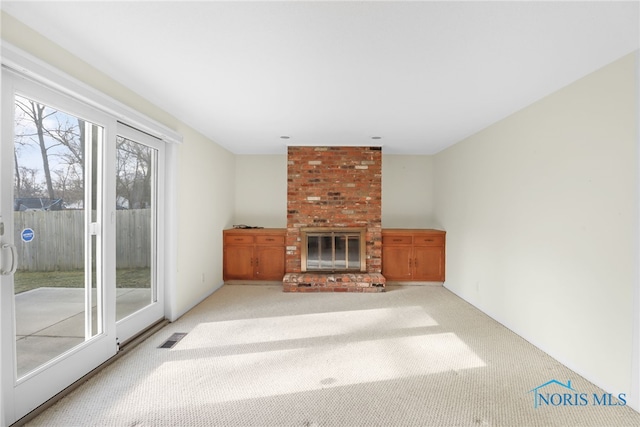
[{"xmin": 24, "ymin": 284, "xmax": 640, "ymax": 426}]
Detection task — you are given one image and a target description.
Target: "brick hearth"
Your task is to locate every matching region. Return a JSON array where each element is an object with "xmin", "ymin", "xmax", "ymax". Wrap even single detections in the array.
[{"xmin": 282, "ymin": 273, "xmax": 386, "ymax": 293}]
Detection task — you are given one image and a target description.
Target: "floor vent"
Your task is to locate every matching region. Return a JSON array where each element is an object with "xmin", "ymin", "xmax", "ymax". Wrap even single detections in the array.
[{"xmin": 158, "ymin": 332, "xmax": 187, "ymax": 349}]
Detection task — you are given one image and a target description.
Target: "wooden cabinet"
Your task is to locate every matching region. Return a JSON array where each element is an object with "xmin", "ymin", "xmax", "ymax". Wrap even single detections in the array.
[
  {"xmin": 382, "ymin": 229, "xmax": 446, "ymax": 281},
  {"xmin": 223, "ymin": 228, "xmax": 286, "ymax": 280}
]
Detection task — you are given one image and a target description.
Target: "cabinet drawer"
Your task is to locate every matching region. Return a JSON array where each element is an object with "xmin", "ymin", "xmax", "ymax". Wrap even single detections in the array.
[
  {"xmin": 413, "ymin": 234, "xmax": 445, "ymax": 246},
  {"xmin": 382, "ymin": 235, "xmax": 412, "ymax": 245},
  {"xmin": 256, "ymin": 235, "xmax": 285, "ymax": 245},
  {"xmin": 224, "ymin": 234, "xmax": 255, "ymax": 244}
]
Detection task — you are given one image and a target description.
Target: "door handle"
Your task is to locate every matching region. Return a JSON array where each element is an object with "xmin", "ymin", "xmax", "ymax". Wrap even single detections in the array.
[{"xmin": 1, "ymin": 243, "xmax": 18, "ymax": 275}]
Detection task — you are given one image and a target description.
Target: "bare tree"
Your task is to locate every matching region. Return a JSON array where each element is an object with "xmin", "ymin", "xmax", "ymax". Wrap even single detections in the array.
[
  {"xmin": 116, "ymin": 137, "xmax": 153, "ymax": 209},
  {"xmin": 14, "ymin": 166, "xmax": 45, "ymax": 199},
  {"xmin": 14, "ymin": 95, "xmax": 87, "ymax": 208},
  {"xmin": 14, "ymin": 96, "xmax": 153, "ymax": 211},
  {"xmin": 53, "ymin": 166, "xmax": 83, "ymax": 206},
  {"xmin": 14, "ymin": 151, "xmax": 22, "ymax": 196},
  {"xmin": 15, "ymin": 98, "xmax": 59, "ymax": 200}
]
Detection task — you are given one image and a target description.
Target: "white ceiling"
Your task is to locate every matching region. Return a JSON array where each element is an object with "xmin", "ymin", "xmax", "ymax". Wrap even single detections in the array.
[{"xmin": 2, "ymin": 1, "xmax": 638, "ymax": 154}]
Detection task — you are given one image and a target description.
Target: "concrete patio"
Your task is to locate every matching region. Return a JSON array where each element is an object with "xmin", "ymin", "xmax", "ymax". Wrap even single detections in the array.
[{"xmin": 14, "ymin": 287, "xmax": 151, "ymax": 376}]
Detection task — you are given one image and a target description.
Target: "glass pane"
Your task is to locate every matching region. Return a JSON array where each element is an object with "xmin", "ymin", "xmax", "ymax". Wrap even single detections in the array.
[
  {"xmin": 335, "ymin": 235, "xmax": 346, "ymax": 269},
  {"xmin": 90, "ymin": 123, "xmax": 102, "ymax": 336},
  {"xmin": 13, "ymin": 95, "xmax": 101, "ymax": 377},
  {"xmin": 320, "ymin": 235, "xmax": 333, "ymax": 269},
  {"xmin": 305, "ymin": 232, "xmax": 362, "ymax": 271},
  {"xmin": 307, "ymin": 235, "xmax": 320, "ymax": 269},
  {"xmin": 115, "ymin": 136, "xmax": 156, "ymax": 321},
  {"xmin": 347, "ymin": 236, "xmax": 360, "ymax": 269}
]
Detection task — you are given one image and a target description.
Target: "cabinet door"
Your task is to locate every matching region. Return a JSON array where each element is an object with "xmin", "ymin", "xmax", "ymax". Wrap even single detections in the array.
[
  {"xmin": 382, "ymin": 246, "xmax": 413, "ymax": 280},
  {"xmin": 413, "ymin": 246, "xmax": 444, "ymax": 281},
  {"xmin": 224, "ymin": 245, "xmax": 255, "ymax": 280},
  {"xmin": 254, "ymin": 246, "xmax": 285, "ymax": 280}
]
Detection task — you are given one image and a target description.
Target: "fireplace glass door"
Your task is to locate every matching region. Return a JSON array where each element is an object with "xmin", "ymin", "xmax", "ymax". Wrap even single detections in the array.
[{"xmin": 302, "ymin": 229, "xmax": 365, "ymax": 272}]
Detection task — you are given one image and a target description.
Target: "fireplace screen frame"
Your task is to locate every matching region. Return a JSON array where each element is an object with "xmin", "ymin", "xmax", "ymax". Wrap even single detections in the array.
[{"xmin": 300, "ymin": 227, "xmax": 367, "ymax": 273}]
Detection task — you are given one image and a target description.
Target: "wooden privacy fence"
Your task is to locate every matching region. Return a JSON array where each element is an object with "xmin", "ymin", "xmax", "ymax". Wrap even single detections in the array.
[{"xmin": 14, "ymin": 209, "xmax": 151, "ymax": 271}]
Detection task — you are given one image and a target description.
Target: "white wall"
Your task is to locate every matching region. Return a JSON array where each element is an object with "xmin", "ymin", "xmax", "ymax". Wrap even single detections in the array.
[
  {"xmin": 1, "ymin": 12, "xmax": 236, "ymax": 319},
  {"xmin": 233, "ymin": 153, "xmax": 437, "ymax": 229},
  {"xmin": 382, "ymin": 155, "xmax": 437, "ymax": 228},
  {"xmin": 174, "ymin": 128, "xmax": 235, "ymax": 317},
  {"xmin": 434, "ymin": 52, "xmax": 639, "ymax": 407},
  {"xmin": 234, "ymin": 155, "xmax": 287, "ymax": 228}
]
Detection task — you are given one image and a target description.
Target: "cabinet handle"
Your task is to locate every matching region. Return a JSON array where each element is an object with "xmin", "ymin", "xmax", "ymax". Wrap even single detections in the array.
[
  {"xmin": 415, "ymin": 258, "xmax": 418, "ymax": 267},
  {"xmin": 255, "ymin": 258, "xmax": 259, "ymax": 266},
  {"xmin": 265, "ymin": 238, "xmax": 274, "ymax": 241},
  {"xmin": 393, "ymin": 238, "xmax": 402, "ymax": 242},
  {"xmin": 425, "ymin": 239, "xmax": 434, "ymax": 242},
  {"xmin": 234, "ymin": 238, "xmax": 243, "ymax": 241}
]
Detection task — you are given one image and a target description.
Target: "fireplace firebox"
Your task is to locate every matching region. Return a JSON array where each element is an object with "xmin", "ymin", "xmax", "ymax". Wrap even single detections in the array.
[{"xmin": 300, "ymin": 228, "xmax": 366, "ymax": 273}]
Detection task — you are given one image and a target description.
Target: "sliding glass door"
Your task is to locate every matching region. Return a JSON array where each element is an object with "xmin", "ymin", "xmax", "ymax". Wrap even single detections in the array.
[{"xmin": 1, "ymin": 68, "xmax": 166, "ymax": 426}]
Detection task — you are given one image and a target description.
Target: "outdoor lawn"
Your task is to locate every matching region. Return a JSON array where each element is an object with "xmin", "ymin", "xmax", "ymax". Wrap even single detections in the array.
[{"xmin": 14, "ymin": 268, "xmax": 151, "ymax": 294}]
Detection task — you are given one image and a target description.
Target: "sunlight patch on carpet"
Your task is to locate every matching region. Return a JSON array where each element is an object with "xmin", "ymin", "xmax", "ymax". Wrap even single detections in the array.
[
  {"xmin": 147, "ymin": 332, "xmax": 485, "ymax": 404},
  {"xmin": 177, "ymin": 306, "xmax": 438, "ymax": 348}
]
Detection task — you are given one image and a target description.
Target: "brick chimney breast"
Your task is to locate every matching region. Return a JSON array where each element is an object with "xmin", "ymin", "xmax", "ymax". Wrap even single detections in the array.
[{"xmin": 285, "ymin": 147, "xmax": 383, "ymax": 287}]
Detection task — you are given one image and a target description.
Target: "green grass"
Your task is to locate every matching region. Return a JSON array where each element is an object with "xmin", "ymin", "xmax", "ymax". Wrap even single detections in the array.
[{"xmin": 14, "ymin": 268, "xmax": 151, "ymax": 294}]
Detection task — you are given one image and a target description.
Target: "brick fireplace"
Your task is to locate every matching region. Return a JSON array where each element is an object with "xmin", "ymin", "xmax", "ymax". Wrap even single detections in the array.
[{"xmin": 283, "ymin": 146, "xmax": 386, "ymax": 292}]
